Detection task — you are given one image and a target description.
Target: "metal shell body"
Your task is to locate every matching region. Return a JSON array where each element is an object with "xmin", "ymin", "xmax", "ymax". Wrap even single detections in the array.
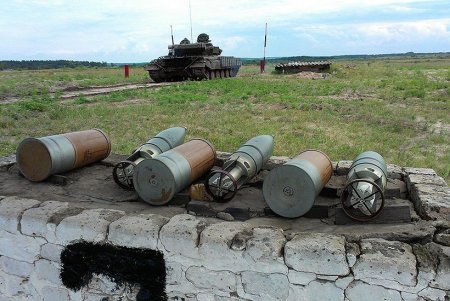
[
  {"xmin": 347, "ymin": 151, "xmax": 387, "ymax": 187},
  {"xmin": 341, "ymin": 151, "xmax": 388, "ymax": 219},
  {"xmin": 263, "ymin": 150, "xmax": 332, "ymax": 218},
  {"xmin": 224, "ymin": 135, "xmax": 274, "ymax": 182},
  {"xmin": 113, "ymin": 127, "xmax": 187, "ymax": 189},
  {"xmin": 141, "ymin": 126, "xmax": 187, "ymax": 156},
  {"xmin": 124, "ymin": 127, "xmax": 187, "ymax": 165},
  {"xmin": 133, "ymin": 139, "xmax": 216, "ymax": 205},
  {"xmin": 17, "ymin": 129, "xmax": 111, "ymax": 182}
]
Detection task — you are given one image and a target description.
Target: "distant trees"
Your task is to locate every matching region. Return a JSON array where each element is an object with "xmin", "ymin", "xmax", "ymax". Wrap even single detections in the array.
[{"xmin": 0, "ymin": 60, "xmax": 108, "ymax": 70}]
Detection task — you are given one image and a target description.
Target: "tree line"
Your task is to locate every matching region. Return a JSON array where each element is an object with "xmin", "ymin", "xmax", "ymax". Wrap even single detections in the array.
[
  {"xmin": 241, "ymin": 52, "xmax": 450, "ymax": 65},
  {"xmin": 0, "ymin": 60, "xmax": 107, "ymax": 70}
]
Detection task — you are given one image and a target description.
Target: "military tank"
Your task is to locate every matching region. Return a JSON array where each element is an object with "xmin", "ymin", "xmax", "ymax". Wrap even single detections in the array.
[{"xmin": 145, "ymin": 33, "xmax": 241, "ymax": 82}]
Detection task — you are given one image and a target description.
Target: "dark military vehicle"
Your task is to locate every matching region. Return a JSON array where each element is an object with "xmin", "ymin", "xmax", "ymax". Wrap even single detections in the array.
[{"xmin": 145, "ymin": 33, "xmax": 241, "ymax": 82}]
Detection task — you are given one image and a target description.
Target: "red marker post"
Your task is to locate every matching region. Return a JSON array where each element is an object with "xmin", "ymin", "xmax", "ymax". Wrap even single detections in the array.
[
  {"xmin": 124, "ymin": 64, "xmax": 129, "ymax": 78},
  {"xmin": 261, "ymin": 23, "xmax": 267, "ymax": 74},
  {"xmin": 260, "ymin": 60, "xmax": 265, "ymax": 73}
]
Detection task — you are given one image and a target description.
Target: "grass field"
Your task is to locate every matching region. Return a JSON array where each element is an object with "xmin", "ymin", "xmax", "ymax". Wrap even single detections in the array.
[{"xmin": 0, "ymin": 58, "xmax": 449, "ymax": 182}]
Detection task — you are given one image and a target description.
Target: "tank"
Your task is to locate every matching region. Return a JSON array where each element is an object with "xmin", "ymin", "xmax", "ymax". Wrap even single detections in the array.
[{"xmin": 145, "ymin": 33, "xmax": 242, "ymax": 82}]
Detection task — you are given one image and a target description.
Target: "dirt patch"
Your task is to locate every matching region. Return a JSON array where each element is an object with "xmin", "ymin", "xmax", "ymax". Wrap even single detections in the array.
[
  {"xmin": 288, "ymin": 71, "xmax": 330, "ymax": 79},
  {"xmin": 0, "ymin": 82, "xmax": 173, "ymax": 105},
  {"xmin": 430, "ymin": 121, "xmax": 450, "ymax": 135},
  {"xmin": 320, "ymin": 89, "xmax": 378, "ymax": 102},
  {"xmin": 253, "ymin": 103, "xmax": 290, "ymax": 110}
]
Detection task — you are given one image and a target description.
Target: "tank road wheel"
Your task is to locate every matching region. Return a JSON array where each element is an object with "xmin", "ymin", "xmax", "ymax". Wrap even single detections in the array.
[
  {"xmin": 227, "ymin": 69, "xmax": 231, "ymax": 77},
  {"xmin": 209, "ymin": 70, "xmax": 215, "ymax": 80},
  {"xmin": 205, "ymin": 170, "xmax": 238, "ymax": 202},
  {"xmin": 223, "ymin": 69, "xmax": 228, "ymax": 78},
  {"xmin": 220, "ymin": 70, "xmax": 224, "ymax": 78},
  {"xmin": 340, "ymin": 179, "xmax": 385, "ymax": 221},
  {"xmin": 113, "ymin": 160, "xmax": 137, "ymax": 190}
]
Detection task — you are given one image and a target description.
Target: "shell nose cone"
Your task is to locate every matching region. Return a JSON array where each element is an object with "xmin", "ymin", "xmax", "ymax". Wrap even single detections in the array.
[{"xmin": 155, "ymin": 127, "xmax": 187, "ymax": 148}]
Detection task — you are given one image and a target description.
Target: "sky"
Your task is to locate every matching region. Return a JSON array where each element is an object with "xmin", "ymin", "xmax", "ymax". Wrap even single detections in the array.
[{"xmin": 1, "ymin": 0, "xmax": 449, "ymax": 63}]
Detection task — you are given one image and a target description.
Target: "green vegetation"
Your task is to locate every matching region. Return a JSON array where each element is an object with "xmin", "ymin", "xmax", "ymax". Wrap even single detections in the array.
[
  {"xmin": 0, "ymin": 66, "xmax": 147, "ymax": 98},
  {"xmin": 0, "ymin": 57, "xmax": 449, "ymax": 182},
  {"xmin": 0, "ymin": 60, "xmax": 107, "ymax": 70}
]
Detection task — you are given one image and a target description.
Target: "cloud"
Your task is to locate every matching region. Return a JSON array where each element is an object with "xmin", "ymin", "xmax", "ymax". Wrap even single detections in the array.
[
  {"xmin": 217, "ymin": 36, "xmax": 247, "ymax": 50},
  {"xmin": 294, "ymin": 18, "xmax": 450, "ymax": 43},
  {"xmin": 1, "ymin": 0, "xmax": 449, "ymax": 61}
]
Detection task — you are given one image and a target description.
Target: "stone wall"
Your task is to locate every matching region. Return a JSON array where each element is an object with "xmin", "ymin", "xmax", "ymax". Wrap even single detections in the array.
[{"xmin": 0, "ymin": 164, "xmax": 449, "ymax": 300}]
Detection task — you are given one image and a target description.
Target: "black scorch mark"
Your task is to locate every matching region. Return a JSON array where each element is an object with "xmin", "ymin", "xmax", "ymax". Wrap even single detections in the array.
[{"xmin": 60, "ymin": 242, "xmax": 167, "ymax": 301}]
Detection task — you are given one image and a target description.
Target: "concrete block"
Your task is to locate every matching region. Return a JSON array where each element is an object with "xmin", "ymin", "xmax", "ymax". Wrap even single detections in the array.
[
  {"xmin": 56, "ymin": 208, "xmax": 125, "ymax": 244},
  {"xmin": 387, "ymin": 164, "xmax": 404, "ymax": 179},
  {"xmin": 214, "ymin": 295, "xmax": 245, "ymax": 301},
  {"xmin": 418, "ymin": 287, "xmax": 447, "ymax": 301},
  {"xmin": 401, "ymin": 292, "xmax": 421, "ymax": 301},
  {"xmin": 317, "ymin": 275, "xmax": 339, "ymax": 281},
  {"xmin": 40, "ymin": 243, "xmax": 64, "ymax": 263},
  {"xmin": 335, "ymin": 275, "xmax": 354, "ymax": 289},
  {"xmin": 303, "ymin": 280, "xmax": 344, "ymax": 301},
  {"xmin": 245, "ymin": 227, "xmax": 285, "ymax": 261},
  {"xmin": 166, "ymin": 291, "xmax": 197, "ymax": 301},
  {"xmin": 353, "ymin": 238, "xmax": 417, "ymax": 286},
  {"xmin": 0, "ymin": 196, "xmax": 40, "ymax": 233},
  {"xmin": 335, "ymin": 161, "xmax": 353, "ymax": 175},
  {"xmin": 198, "ymin": 221, "xmax": 255, "ymax": 272},
  {"xmin": 429, "ymin": 244, "xmax": 450, "ymax": 291},
  {"xmin": 435, "ymin": 229, "xmax": 450, "ymax": 246},
  {"xmin": 21, "ymin": 200, "xmax": 71, "ymax": 242},
  {"xmin": 41, "ymin": 285, "xmax": 71, "ymax": 301},
  {"xmin": 407, "ymin": 173, "xmax": 447, "ymax": 190},
  {"xmin": 159, "ymin": 214, "xmax": 207, "ymax": 259},
  {"xmin": 186, "ymin": 266, "xmax": 236, "ymax": 293},
  {"xmin": 0, "ymin": 229, "xmax": 46, "ymax": 263},
  {"xmin": 410, "ymin": 184, "xmax": 450, "ymax": 221},
  {"xmin": 0, "ymin": 256, "xmax": 33, "ymax": 278},
  {"xmin": 0, "ymin": 154, "xmax": 16, "ymax": 171},
  {"xmin": 244, "ymin": 227, "xmax": 287, "ymax": 273},
  {"xmin": 284, "ymin": 233, "xmax": 349, "ymax": 276},
  {"xmin": 88, "ymin": 274, "xmax": 125, "ymax": 295},
  {"xmin": 196, "ymin": 293, "xmax": 215, "ymax": 301},
  {"xmin": 287, "ymin": 270, "xmax": 316, "ymax": 285},
  {"xmin": 241, "ymin": 271, "xmax": 289, "ymax": 301},
  {"xmin": 346, "ymin": 242, "xmax": 360, "ymax": 268},
  {"xmin": 166, "ymin": 261, "xmax": 184, "ymax": 285},
  {"xmin": 0, "ymin": 270, "xmax": 28, "ymax": 297},
  {"xmin": 108, "ymin": 213, "xmax": 168, "ymax": 249},
  {"xmin": 404, "ymin": 167, "xmax": 437, "ymax": 176},
  {"xmin": 33, "ymin": 259, "xmax": 62, "ymax": 286},
  {"xmin": 345, "ymin": 281, "xmax": 402, "ymax": 301}
]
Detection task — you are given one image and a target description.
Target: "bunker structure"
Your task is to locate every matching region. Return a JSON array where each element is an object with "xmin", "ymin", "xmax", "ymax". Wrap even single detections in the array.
[
  {"xmin": 2, "ymin": 129, "xmax": 449, "ymax": 301},
  {"xmin": 145, "ymin": 33, "xmax": 242, "ymax": 82},
  {"xmin": 274, "ymin": 61, "xmax": 332, "ymax": 74}
]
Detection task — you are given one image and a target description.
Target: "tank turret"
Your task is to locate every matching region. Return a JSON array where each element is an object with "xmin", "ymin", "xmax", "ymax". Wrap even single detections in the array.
[{"xmin": 145, "ymin": 33, "xmax": 241, "ymax": 82}]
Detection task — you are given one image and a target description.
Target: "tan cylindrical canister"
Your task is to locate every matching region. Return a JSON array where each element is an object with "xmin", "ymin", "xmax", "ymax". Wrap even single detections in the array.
[
  {"xmin": 133, "ymin": 139, "xmax": 216, "ymax": 205},
  {"xmin": 16, "ymin": 129, "xmax": 111, "ymax": 182},
  {"xmin": 171, "ymin": 139, "xmax": 216, "ymax": 181},
  {"xmin": 62, "ymin": 129, "xmax": 111, "ymax": 168},
  {"xmin": 263, "ymin": 149, "xmax": 332, "ymax": 218},
  {"xmin": 294, "ymin": 150, "xmax": 333, "ymax": 184}
]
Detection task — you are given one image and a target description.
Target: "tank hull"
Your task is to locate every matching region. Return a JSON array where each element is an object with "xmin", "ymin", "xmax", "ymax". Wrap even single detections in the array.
[{"xmin": 145, "ymin": 55, "xmax": 241, "ymax": 82}]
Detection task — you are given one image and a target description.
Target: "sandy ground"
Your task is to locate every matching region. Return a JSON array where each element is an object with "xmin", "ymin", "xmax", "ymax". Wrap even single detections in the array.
[{"xmin": 0, "ymin": 82, "xmax": 173, "ymax": 105}]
